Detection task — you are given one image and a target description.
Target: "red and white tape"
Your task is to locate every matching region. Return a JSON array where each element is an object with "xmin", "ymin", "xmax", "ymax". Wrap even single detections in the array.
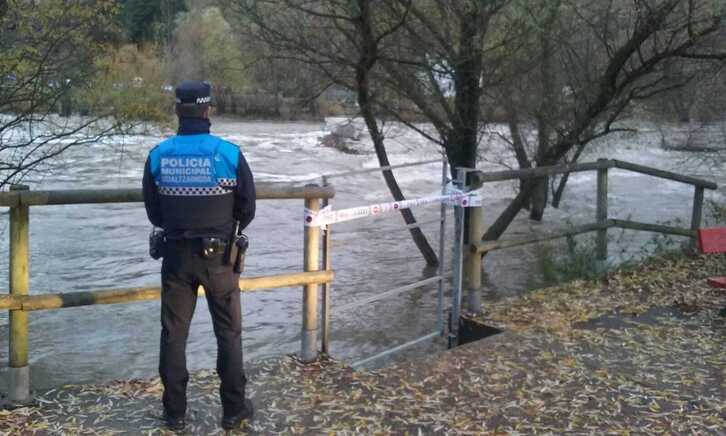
[{"xmin": 304, "ymin": 190, "xmax": 481, "ymax": 227}]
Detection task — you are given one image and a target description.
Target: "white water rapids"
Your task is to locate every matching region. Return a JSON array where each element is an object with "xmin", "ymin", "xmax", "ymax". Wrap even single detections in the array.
[{"xmin": 0, "ymin": 117, "xmax": 724, "ymax": 390}]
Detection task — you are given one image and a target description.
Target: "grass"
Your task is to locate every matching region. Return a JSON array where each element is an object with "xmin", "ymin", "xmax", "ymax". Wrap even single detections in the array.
[{"xmin": 533, "ymin": 218, "xmax": 695, "ymax": 289}]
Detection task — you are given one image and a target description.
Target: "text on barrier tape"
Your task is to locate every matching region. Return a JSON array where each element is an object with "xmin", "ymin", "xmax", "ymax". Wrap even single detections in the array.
[{"xmin": 304, "ymin": 190, "xmax": 482, "ymax": 227}]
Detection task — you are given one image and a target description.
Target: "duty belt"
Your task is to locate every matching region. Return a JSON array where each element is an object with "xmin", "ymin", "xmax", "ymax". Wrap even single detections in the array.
[
  {"xmin": 166, "ymin": 237, "xmax": 229, "ymax": 258},
  {"xmin": 200, "ymin": 237, "xmax": 228, "ymax": 258}
]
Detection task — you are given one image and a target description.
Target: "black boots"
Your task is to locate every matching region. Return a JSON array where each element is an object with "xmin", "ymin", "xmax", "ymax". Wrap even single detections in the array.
[
  {"xmin": 221, "ymin": 399, "xmax": 254, "ymax": 430},
  {"xmin": 163, "ymin": 412, "xmax": 186, "ymax": 432}
]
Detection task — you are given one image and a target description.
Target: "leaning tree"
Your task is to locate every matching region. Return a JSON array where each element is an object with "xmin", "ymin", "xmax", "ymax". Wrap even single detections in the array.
[{"xmin": 226, "ymin": 0, "xmax": 725, "ymax": 261}]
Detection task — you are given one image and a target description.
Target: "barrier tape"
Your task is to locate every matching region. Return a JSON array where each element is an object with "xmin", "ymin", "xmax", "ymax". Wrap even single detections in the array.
[{"xmin": 304, "ymin": 190, "xmax": 482, "ymax": 227}]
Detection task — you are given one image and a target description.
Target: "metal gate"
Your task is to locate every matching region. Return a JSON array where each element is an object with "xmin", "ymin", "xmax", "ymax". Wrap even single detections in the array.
[{"xmin": 311, "ymin": 159, "xmax": 474, "ymax": 368}]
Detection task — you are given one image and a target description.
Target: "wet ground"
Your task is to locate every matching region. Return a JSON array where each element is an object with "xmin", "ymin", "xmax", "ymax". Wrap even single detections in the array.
[{"xmin": 2, "ymin": 253, "xmax": 724, "ymax": 434}]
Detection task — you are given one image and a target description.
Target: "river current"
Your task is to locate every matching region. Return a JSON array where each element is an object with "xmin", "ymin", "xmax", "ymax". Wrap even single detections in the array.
[{"xmin": 0, "ymin": 117, "xmax": 724, "ymax": 391}]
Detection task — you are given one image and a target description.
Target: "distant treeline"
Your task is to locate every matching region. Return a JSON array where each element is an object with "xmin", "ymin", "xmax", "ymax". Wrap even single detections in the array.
[
  {"xmin": 3, "ymin": 1, "xmax": 724, "ymax": 124},
  {"xmin": 2, "ymin": 1, "xmax": 725, "ymax": 241}
]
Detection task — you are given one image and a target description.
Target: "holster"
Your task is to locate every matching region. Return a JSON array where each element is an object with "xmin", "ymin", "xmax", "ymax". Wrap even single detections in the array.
[
  {"xmin": 224, "ymin": 235, "xmax": 248, "ymax": 273},
  {"xmin": 223, "ymin": 221, "xmax": 249, "ymax": 273},
  {"xmin": 149, "ymin": 228, "xmax": 165, "ymax": 260},
  {"xmin": 233, "ymin": 234, "xmax": 249, "ymax": 273}
]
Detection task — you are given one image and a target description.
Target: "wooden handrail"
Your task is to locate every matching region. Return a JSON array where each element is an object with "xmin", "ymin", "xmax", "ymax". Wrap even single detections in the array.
[
  {"xmin": 0, "ymin": 271, "xmax": 334, "ymax": 312},
  {"xmin": 611, "ymin": 160, "xmax": 717, "ymax": 190},
  {"xmin": 1, "ymin": 180, "xmax": 336, "ymax": 401},
  {"xmin": 0, "ymin": 295, "xmax": 20, "ymax": 310},
  {"xmin": 472, "ymin": 219, "xmax": 697, "ymax": 254},
  {"xmin": 470, "ymin": 159, "xmax": 717, "ymax": 189},
  {"xmin": 473, "ymin": 222, "xmax": 611, "ymax": 254},
  {"xmin": 609, "ymin": 219, "xmax": 696, "ymax": 238},
  {"xmin": 475, "ymin": 161, "xmax": 609, "ymax": 183},
  {"xmin": 0, "ymin": 182, "xmax": 335, "ymax": 207}
]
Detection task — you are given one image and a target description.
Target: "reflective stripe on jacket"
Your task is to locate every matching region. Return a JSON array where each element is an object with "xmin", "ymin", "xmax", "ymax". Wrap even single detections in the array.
[{"xmin": 142, "ymin": 133, "xmax": 256, "ymax": 239}]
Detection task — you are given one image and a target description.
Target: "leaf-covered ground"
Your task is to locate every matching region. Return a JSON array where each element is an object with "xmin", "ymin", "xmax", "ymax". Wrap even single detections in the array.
[{"xmin": 1, "ymin": 254, "xmax": 725, "ymax": 435}]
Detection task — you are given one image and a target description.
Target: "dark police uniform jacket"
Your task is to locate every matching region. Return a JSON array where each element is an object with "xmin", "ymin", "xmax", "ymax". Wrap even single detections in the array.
[{"xmin": 142, "ymin": 131, "xmax": 256, "ymax": 240}]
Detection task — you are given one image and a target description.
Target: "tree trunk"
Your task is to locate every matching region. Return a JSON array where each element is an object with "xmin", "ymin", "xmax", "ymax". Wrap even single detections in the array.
[
  {"xmin": 551, "ymin": 172, "xmax": 569, "ymax": 208},
  {"xmin": 447, "ymin": 4, "xmax": 485, "ymax": 244},
  {"xmin": 551, "ymin": 141, "xmax": 587, "ymax": 208},
  {"xmin": 447, "ymin": 4, "xmax": 483, "ymax": 172},
  {"xmin": 483, "ymin": 181, "xmax": 537, "ymax": 241},
  {"xmin": 355, "ymin": 0, "xmax": 439, "ymax": 266},
  {"xmin": 529, "ymin": 179, "xmax": 548, "ymax": 220},
  {"xmin": 215, "ymin": 86, "xmax": 227, "ymax": 115},
  {"xmin": 530, "ymin": 1, "xmax": 559, "ymax": 221},
  {"xmin": 60, "ymin": 92, "xmax": 73, "ymax": 117},
  {"xmin": 230, "ymin": 93, "xmax": 238, "ymax": 115},
  {"xmin": 505, "ymin": 103, "xmax": 532, "ymax": 210}
]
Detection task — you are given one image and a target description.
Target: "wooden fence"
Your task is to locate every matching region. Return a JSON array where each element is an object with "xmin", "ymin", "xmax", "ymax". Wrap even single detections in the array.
[
  {"xmin": 0, "ymin": 182, "xmax": 335, "ymax": 404},
  {"xmin": 1, "ymin": 158, "xmax": 719, "ymax": 404},
  {"xmin": 461, "ymin": 158, "xmax": 717, "ymax": 313}
]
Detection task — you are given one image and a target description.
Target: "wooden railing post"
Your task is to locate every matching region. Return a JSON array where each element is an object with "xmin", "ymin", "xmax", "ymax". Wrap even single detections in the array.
[
  {"xmin": 691, "ymin": 186, "xmax": 705, "ymax": 249},
  {"xmin": 8, "ymin": 184, "xmax": 31, "ymax": 404},
  {"xmin": 464, "ymin": 205, "xmax": 483, "ymax": 313},
  {"xmin": 320, "ymin": 177, "xmax": 332, "ymax": 355},
  {"xmin": 596, "ymin": 159, "xmax": 608, "ymax": 270},
  {"xmin": 463, "ymin": 170, "xmax": 485, "ymax": 314},
  {"xmin": 302, "ymin": 188, "xmax": 321, "ymax": 363}
]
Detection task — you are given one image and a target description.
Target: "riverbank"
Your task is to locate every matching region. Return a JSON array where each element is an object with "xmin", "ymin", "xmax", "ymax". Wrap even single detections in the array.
[{"xmin": 1, "ymin": 253, "xmax": 724, "ymax": 434}]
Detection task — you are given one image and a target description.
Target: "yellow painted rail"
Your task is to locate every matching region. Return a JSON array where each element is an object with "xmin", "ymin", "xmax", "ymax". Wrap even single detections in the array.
[
  {"xmin": 0, "ymin": 183, "xmax": 335, "ymax": 207},
  {"xmin": 1, "ymin": 183, "xmax": 334, "ymax": 404},
  {"xmin": 0, "ymin": 271, "xmax": 334, "ymax": 312}
]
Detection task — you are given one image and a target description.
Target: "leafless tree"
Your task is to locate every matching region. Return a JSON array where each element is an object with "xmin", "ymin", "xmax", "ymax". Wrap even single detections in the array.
[
  {"xmin": 483, "ymin": 0, "xmax": 726, "ymax": 240},
  {"xmin": 0, "ymin": 1, "xmax": 132, "ymax": 189},
  {"xmin": 227, "ymin": 0, "xmax": 725, "ymax": 253},
  {"xmin": 229, "ymin": 0, "xmax": 512, "ymax": 265}
]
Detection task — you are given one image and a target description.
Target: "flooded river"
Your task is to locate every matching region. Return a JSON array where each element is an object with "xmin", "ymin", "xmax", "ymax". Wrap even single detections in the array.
[{"xmin": 1, "ymin": 117, "xmax": 724, "ymax": 391}]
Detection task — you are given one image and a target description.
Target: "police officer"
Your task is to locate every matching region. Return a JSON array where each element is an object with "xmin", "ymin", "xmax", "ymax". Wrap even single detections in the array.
[{"xmin": 142, "ymin": 80, "xmax": 256, "ymax": 431}]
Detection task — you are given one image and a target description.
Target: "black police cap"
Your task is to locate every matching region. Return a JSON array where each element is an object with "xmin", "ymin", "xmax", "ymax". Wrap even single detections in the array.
[{"xmin": 175, "ymin": 80, "xmax": 212, "ymax": 105}]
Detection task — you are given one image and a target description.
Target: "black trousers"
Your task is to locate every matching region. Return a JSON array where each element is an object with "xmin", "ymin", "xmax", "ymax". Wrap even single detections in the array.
[{"xmin": 159, "ymin": 239, "xmax": 246, "ymax": 418}]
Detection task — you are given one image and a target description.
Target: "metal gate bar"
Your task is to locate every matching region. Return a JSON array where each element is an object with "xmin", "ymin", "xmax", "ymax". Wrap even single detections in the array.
[
  {"xmin": 322, "ymin": 158, "xmax": 452, "ymax": 367},
  {"xmin": 336, "ymin": 275, "xmax": 445, "ymax": 313},
  {"xmin": 436, "ymin": 160, "xmax": 448, "ymax": 334},
  {"xmin": 405, "ymin": 217, "xmax": 445, "ymax": 230},
  {"xmin": 449, "ymin": 168, "xmax": 468, "ymax": 347},
  {"xmin": 351, "ymin": 331, "xmax": 440, "ymax": 369},
  {"xmin": 321, "ymin": 175, "xmax": 333, "ymax": 354}
]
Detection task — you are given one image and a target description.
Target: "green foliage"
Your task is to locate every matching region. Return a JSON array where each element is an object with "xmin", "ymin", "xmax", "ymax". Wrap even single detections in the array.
[
  {"xmin": 168, "ymin": 6, "xmax": 248, "ymax": 113},
  {"xmin": 78, "ymin": 45, "xmax": 171, "ymax": 124},
  {"xmin": 0, "ymin": 0, "xmax": 121, "ymax": 114},
  {"xmin": 636, "ymin": 231, "xmax": 685, "ymax": 260},
  {"xmin": 533, "ymin": 217, "xmax": 695, "ymax": 288},
  {"xmin": 120, "ymin": 0, "xmax": 187, "ymax": 44},
  {"xmin": 634, "ymin": 218, "xmax": 687, "ymax": 260},
  {"xmin": 534, "ymin": 235, "xmax": 603, "ymax": 287},
  {"xmin": 0, "ymin": 0, "xmax": 134, "ymax": 187},
  {"xmin": 170, "ymin": 7, "xmax": 246, "ymax": 88},
  {"xmin": 705, "ymin": 199, "xmax": 726, "ymax": 226}
]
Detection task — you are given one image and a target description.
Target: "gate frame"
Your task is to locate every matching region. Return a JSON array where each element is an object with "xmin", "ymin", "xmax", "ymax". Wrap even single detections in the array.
[{"xmin": 317, "ymin": 158, "xmax": 452, "ymax": 368}]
